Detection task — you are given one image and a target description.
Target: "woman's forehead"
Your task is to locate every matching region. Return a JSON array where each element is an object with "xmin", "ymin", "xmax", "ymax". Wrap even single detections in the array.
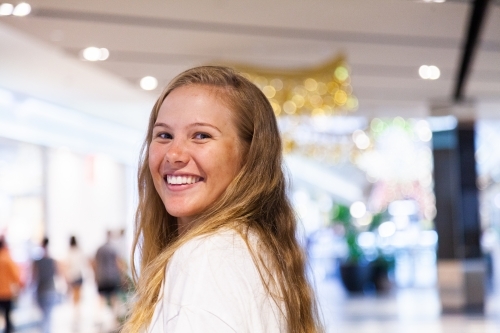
[{"xmin": 155, "ymin": 85, "xmax": 236, "ymax": 126}]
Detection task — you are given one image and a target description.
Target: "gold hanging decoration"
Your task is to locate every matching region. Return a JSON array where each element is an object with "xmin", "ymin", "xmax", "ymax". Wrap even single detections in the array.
[{"xmin": 232, "ymin": 55, "xmax": 358, "ymax": 116}]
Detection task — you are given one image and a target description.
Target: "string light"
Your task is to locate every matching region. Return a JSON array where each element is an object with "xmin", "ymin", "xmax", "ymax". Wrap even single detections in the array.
[{"xmin": 237, "ymin": 56, "xmax": 358, "ymax": 116}]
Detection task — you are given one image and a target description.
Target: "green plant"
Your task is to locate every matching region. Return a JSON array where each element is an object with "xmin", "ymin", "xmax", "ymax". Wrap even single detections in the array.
[
  {"xmin": 330, "ymin": 203, "xmax": 391, "ymax": 264},
  {"xmin": 331, "ymin": 203, "xmax": 396, "ymax": 292},
  {"xmin": 330, "ymin": 203, "xmax": 364, "ymax": 263}
]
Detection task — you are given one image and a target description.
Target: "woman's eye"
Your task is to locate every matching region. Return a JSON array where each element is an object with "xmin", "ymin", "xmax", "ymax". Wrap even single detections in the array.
[
  {"xmin": 194, "ymin": 133, "xmax": 211, "ymax": 140},
  {"xmin": 157, "ymin": 132, "xmax": 172, "ymax": 139}
]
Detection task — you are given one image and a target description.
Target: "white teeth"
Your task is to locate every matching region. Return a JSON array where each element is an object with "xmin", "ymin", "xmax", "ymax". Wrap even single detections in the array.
[{"xmin": 166, "ymin": 175, "xmax": 200, "ymax": 185}]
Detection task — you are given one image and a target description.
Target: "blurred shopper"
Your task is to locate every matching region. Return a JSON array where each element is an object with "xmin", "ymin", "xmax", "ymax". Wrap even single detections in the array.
[
  {"xmin": 32, "ymin": 237, "xmax": 59, "ymax": 333},
  {"xmin": 111, "ymin": 228, "xmax": 129, "ymax": 269},
  {"xmin": 93, "ymin": 230, "xmax": 123, "ymax": 326},
  {"xmin": 0, "ymin": 236, "xmax": 23, "ymax": 333},
  {"xmin": 110, "ymin": 228, "xmax": 132, "ymax": 322},
  {"xmin": 63, "ymin": 235, "xmax": 87, "ymax": 327}
]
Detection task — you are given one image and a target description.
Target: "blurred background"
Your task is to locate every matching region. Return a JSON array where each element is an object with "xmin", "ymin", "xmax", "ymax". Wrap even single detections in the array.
[{"xmin": 0, "ymin": 0, "xmax": 499, "ymax": 332}]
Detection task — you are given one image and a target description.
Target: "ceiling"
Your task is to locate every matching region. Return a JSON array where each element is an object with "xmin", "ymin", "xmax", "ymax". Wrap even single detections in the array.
[{"xmin": 0, "ymin": 0, "xmax": 499, "ymax": 129}]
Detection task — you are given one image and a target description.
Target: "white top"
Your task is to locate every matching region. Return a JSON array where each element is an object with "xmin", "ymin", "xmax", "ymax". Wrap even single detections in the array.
[
  {"xmin": 65, "ymin": 247, "xmax": 87, "ymax": 282},
  {"xmin": 146, "ymin": 229, "xmax": 285, "ymax": 333}
]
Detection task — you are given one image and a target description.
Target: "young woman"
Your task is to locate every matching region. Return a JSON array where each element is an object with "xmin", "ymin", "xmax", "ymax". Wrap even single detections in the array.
[{"xmin": 123, "ymin": 66, "xmax": 323, "ymax": 333}]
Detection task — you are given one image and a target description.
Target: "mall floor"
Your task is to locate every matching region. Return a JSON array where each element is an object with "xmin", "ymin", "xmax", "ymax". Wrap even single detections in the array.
[
  {"xmin": 316, "ymin": 279, "xmax": 500, "ymax": 333},
  {"xmin": 4, "ymin": 269, "xmax": 500, "ymax": 333}
]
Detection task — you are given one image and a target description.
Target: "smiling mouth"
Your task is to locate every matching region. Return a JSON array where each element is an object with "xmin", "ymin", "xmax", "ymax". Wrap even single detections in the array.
[{"xmin": 165, "ymin": 175, "xmax": 202, "ymax": 185}]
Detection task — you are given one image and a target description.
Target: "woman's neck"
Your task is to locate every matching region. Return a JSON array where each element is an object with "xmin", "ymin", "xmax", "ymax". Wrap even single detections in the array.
[{"xmin": 177, "ymin": 216, "xmax": 196, "ymax": 236}]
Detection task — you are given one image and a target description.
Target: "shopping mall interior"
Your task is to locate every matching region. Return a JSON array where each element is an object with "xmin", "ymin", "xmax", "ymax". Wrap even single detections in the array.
[{"xmin": 0, "ymin": 0, "xmax": 500, "ymax": 332}]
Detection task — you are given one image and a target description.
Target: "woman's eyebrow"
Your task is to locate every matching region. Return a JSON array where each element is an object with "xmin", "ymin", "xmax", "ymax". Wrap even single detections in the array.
[
  {"xmin": 153, "ymin": 122, "xmax": 170, "ymax": 129},
  {"xmin": 153, "ymin": 122, "xmax": 222, "ymax": 133},
  {"xmin": 188, "ymin": 122, "xmax": 221, "ymax": 133}
]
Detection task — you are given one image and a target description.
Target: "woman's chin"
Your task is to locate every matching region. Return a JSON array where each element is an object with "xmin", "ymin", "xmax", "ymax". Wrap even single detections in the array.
[{"xmin": 165, "ymin": 209, "xmax": 197, "ymax": 223}]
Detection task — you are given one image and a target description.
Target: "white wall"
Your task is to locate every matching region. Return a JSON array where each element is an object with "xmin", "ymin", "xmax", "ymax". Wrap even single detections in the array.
[{"xmin": 46, "ymin": 148, "xmax": 128, "ymax": 259}]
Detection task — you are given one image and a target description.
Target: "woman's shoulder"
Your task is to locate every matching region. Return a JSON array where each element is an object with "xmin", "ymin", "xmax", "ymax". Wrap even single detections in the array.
[
  {"xmin": 164, "ymin": 228, "xmax": 260, "ymax": 300},
  {"xmin": 172, "ymin": 228, "xmax": 254, "ymax": 266},
  {"xmin": 153, "ymin": 229, "xmax": 284, "ymax": 332}
]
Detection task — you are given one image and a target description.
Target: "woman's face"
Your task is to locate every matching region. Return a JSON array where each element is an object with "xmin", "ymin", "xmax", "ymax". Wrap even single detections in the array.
[{"xmin": 149, "ymin": 85, "xmax": 243, "ymax": 229}]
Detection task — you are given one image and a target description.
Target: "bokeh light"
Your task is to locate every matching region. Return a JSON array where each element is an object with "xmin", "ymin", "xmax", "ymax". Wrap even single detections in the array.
[
  {"xmin": 350, "ymin": 201, "xmax": 366, "ymax": 218},
  {"xmin": 378, "ymin": 221, "xmax": 396, "ymax": 237},
  {"xmin": 419, "ymin": 65, "xmax": 440, "ymax": 80},
  {"xmin": 82, "ymin": 47, "xmax": 109, "ymax": 61},
  {"xmin": 139, "ymin": 76, "xmax": 158, "ymax": 91},
  {"xmin": 13, "ymin": 2, "xmax": 31, "ymax": 16},
  {"xmin": 0, "ymin": 3, "xmax": 14, "ymax": 16}
]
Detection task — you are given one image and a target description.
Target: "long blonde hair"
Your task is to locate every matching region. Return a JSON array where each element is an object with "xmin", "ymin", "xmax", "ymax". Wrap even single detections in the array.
[{"xmin": 123, "ymin": 66, "xmax": 322, "ymax": 333}]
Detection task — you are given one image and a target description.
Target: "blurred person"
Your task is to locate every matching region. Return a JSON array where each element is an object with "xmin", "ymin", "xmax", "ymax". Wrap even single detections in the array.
[
  {"xmin": 111, "ymin": 228, "xmax": 129, "ymax": 268},
  {"xmin": 110, "ymin": 228, "xmax": 132, "ymax": 321},
  {"xmin": 32, "ymin": 237, "xmax": 59, "ymax": 333},
  {"xmin": 63, "ymin": 235, "xmax": 88, "ymax": 328},
  {"xmin": 0, "ymin": 236, "xmax": 23, "ymax": 333},
  {"xmin": 92, "ymin": 230, "xmax": 123, "ymax": 327},
  {"xmin": 122, "ymin": 66, "xmax": 323, "ymax": 333}
]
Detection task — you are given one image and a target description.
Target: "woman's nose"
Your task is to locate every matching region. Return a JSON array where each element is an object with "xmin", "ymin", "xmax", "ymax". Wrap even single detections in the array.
[{"xmin": 165, "ymin": 139, "xmax": 189, "ymax": 165}]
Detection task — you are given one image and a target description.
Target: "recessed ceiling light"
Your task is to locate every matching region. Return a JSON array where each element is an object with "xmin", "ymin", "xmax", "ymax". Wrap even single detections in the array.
[
  {"xmin": 0, "ymin": 3, "xmax": 14, "ymax": 16},
  {"xmin": 81, "ymin": 47, "xmax": 109, "ymax": 61},
  {"xmin": 13, "ymin": 2, "xmax": 31, "ymax": 16},
  {"xmin": 419, "ymin": 65, "xmax": 440, "ymax": 80},
  {"xmin": 419, "ymin": 65, "xmax": 430, "ymax": 79},
  {"xmin": 428, "ymin": 66, "xmax": 440, "ymax": 80},
  {"xmin": 99, "ymin": 48, "xmax": 109, "ymax": 61},
  {"xmin": 82, "ymin": 47, "xmax": 100, "ymax": 61},
  {"xmin": 140, "ymin": 76, "xmax": 158, "ymax": 91}
]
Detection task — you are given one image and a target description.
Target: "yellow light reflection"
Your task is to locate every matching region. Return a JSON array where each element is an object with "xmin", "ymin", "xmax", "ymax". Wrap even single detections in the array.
[
  {"xmin": 327, "ymin": 82, "xmax": 339, "ymax": 94},
  {"xmin": 334, "ymin": 66, "xmax": 349, "ymax": 82},
  {"xmin": 317, "ymin": 82, "xmax": 327, "ymax": 95},
  {"xmin": 323, "ymin": 105, "xmax": 333, "ymax": 115},
  {"xmin": 283, "ymin": 101, "xmax": 297, "ymax": 114},
  {"xmin": 346, "ymin": 96, "xmax": 359, "ymax": 110},
  {"xmin": 334, "ymin": 90, "xmax": 347, "ymax": 105},
  {"xmin": 234, "ymin": 55, "xmax": 356, "ymax": 116},
  {"xmin": 270, "ymin": 78, "xmax": 283, "ymax": 91},
  {"xmin": 304, "ymin": 78, "xmax": 318, "ymax": 91},
  {"xmin": 309, "ymin": 94, "xmax": 323, "ymax": 107},
  {"xmin": 323, "ymin": 95, "xmax": 335, "ymax": 106},
  {"xmin": 293, "ymin": 85, "xmax": 308, "ymax": 97},
  {"xmin": 263, "ymin": 85, "xmax": 276, "ymax": 98},
  {"xmin": 312, "ymin": 108, "xmax": 325, "ymax": 116},
  {"xmin": 292, "ymin": 95, "xmax": 305, "ymax": 108},
  {"xmin": 270, "ymin": 100, "xmax": 281, "ymax": 116},
  {"xmin": 254, "ymin": 76, "xmax": 268, "ymax": 88},
  {"xmin": 342, "ymin": 84, "xmax": 353, "ymax": 95}
]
